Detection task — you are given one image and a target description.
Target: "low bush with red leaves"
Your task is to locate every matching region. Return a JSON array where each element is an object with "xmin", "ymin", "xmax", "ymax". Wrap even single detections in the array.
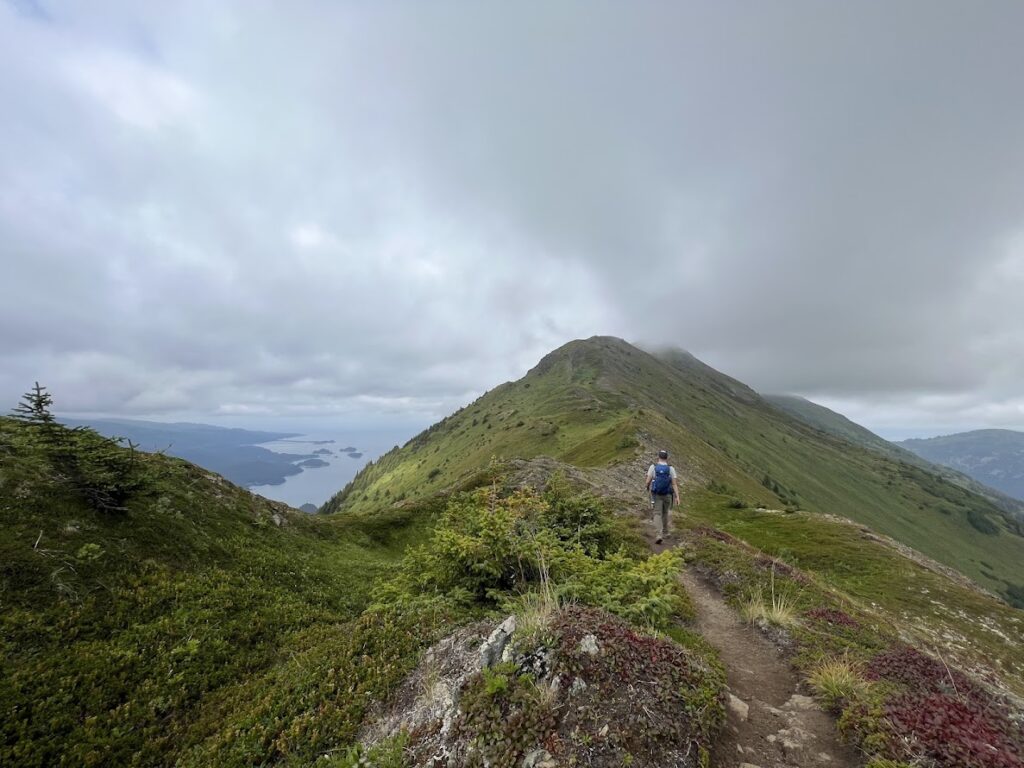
[
  {"xmin": 867, "ymin": 647, "xmax": 1024, "ymax": 768},
  {"xmin": 804, "ymin": 607, "xmax": 859, "ymax": 628}
]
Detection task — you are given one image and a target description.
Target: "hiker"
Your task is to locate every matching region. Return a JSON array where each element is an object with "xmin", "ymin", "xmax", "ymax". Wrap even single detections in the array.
[{"xmin": 646, "ymin": 449, "xmax": 680, "ymax": 544}]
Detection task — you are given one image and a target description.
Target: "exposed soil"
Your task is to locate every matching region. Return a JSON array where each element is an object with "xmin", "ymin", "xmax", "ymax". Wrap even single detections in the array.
[
  {"xmin": 639, "ymin": 508, "xmax": 861, "ymax": 768},
  {"xmin": 512, "ymin": 457, "xmax": 864, "ymax": 766},
  {"xmin": 679, "ymin": 569, "xmax": 861, "ymax": 768}
]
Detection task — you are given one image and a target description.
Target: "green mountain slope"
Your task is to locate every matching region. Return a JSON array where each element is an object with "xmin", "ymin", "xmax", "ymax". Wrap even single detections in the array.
[
  {"xmin": 6, "ymin": 357, "xmax": 1023, "ymax": 767},
  {"xmin": 2, "ymin": 408, "xmax": 727, "ymax": 766},
  {"xmin": 0, "ymin": 415, "xmax": 432, "ymax": 766},
  {"xmin": 764, "ymin": 394, "xmax": 903, "ymax": 456},
  {"xmin": 900, "ymin": 429, "xmax": 1024, "ymax": 503},
  {"xmin": 328, "ymin": 336, "xmax": 1024, "ymax": 604},
  {"xmin": 766, "ymin": 395, "xmax": 1024, "ymax": 518}
]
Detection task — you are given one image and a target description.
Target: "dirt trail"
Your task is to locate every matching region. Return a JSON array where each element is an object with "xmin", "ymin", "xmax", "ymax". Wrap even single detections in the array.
[
  {"xmin": 679, "ymin": 569, "xmax": 860, "ymax": 768},
  {"xmin": 640, "ymin": 514, "xmax": 860, "ymax": 767},
  {"xmin": 521, "ymin": 458, "xmax": 862, "ymax": 766}
]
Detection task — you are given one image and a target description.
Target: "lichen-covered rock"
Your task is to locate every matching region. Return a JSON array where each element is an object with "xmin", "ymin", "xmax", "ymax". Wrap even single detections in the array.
[
  {"xmin": 479, "ymin": 615, "xmax": 516, "ymax": 668},
  {"xmin": 359, "ymin": 605, "xmax": 726, "ymax": 767},
  {"xmin": 357, "ymin": 620, "xmax": 495, "ymax": 764},
  {"xmin": 578, "ymin": 633, "xmax": 600, "ymax": 655},
  {"xmin": 522, "ymin": 748, "xmax": 555, "ymax": 767}
]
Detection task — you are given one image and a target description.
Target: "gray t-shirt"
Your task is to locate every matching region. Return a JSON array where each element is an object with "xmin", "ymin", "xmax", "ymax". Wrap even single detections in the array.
[{"xmin": 646, "ymin": 463, "xmax": 677, "ymax": 482}]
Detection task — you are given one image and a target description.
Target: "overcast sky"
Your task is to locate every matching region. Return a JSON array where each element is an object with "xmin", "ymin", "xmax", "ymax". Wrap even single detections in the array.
[{"xmin": 2, "ymin": 1, "xmax": 1023, "ymax": 439}]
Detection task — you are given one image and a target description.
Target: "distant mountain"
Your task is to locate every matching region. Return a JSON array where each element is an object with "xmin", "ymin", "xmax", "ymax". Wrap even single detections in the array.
[
  {"xmin": 899, "ymin": 429, "xmax": 1024, "ymax": 502},
  {"xmin": 59, "ymin": 417, "xmax": 311, "ymax": 487},
  {"xmin": 766, "ymin": 395, "xmax": 1024, "ymax": 518},
  {"xmin": 327, "ymin": 336, "xmax": 1024, "ymax": 605}
]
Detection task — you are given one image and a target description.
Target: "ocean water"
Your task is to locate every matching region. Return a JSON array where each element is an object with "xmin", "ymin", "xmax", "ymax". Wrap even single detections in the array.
[{"xmin": 249, "ymin": 430, "xmax": 409, "ymax": 510}]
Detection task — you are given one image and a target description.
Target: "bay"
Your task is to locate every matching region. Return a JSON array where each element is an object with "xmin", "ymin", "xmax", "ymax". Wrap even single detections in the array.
[{"xmin": 249, "ymin": 430, "xmax": 409, "ymax": 510}]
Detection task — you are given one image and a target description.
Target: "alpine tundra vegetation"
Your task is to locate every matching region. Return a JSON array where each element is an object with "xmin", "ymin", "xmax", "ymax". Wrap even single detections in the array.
[{"xmin": 3, "ymin": 339, "xmax": 1023, "ymax": 767}]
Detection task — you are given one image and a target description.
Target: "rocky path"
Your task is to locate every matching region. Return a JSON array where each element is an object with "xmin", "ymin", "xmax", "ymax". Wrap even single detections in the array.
[
  {"xmin": 561, "ymin": 459, "xmax": 863, "ymax": 767},
  {"xmin": 678, "ymin": 568, "xmax": 861, "ymax": 768},
  {"xmin": 631, "ymin": 501, "xmax": 860, "ymax": 768}
]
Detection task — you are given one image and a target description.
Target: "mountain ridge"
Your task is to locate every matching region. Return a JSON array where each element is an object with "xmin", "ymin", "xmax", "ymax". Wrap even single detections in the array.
[
  {"xmin": 5, "ymin": 350, "xmax": 1024, "ymax": 766},
  {"xmin": 766, "ymin": 394, "xmax": 1024, "ymax": 518},
  {"xmin": 328, "ymin": 336, "xmax": 1024, "ymax": 606}
]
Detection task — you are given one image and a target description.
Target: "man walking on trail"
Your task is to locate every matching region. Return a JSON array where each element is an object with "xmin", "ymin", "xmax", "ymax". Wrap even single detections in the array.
[{"xmin": 646, "ymin": 449, "xmax": 680, "ymax": 544}]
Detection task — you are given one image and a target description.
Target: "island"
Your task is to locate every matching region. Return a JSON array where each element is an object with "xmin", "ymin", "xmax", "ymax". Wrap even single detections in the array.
[
  {"xmin": 347, "ymin": 451, "xmax": 363, "ymax": 459},
  {"xmin": 296, "ymin": 458, "xmax": 329, "ymax": 469},
  {"xmin": 59, "ymin": 418, "xmax": 319, "ymax": 488},
  {"xmin": 299, "ymin": 503, "xmax": 319, "ymax": 514}
]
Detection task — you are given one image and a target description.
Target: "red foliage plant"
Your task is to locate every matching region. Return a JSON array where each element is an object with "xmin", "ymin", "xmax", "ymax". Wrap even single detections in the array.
[
  {"xmin": 867, "ymin": 647, "xmax": 1024, "ymax": 768},
  {"xmin": 804, "ymin": 607, "xmax": 859, "ymax": 628},
  {"xmin": 884, "ymin": 692, "xmax": 1023, "ymax": 768},
  {"xmin": 866, "ymin": 646, "xmax": 975, "ymax": 698}
]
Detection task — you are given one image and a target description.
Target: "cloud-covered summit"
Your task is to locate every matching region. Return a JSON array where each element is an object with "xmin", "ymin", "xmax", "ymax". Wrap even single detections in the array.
[{"xmin": 2, "ymin": 1, "xmax": 1023, "ymax": 436}]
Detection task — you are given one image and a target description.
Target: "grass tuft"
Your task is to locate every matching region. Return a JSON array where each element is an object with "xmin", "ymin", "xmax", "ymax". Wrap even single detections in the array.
[
  {"xmin": 740, "ymin": 568, "xmax": 800, "ymax": 627},
  {"xmin": 511, "ymin": 590, "xmax": 560, "ymax": 645},
  {"xmin": 808, "ymin": 656, "xmax": 868, "ymax": 710},
  {"xmin": 741, "ymin": 590, "xmax": 799, "ymax": 627}
]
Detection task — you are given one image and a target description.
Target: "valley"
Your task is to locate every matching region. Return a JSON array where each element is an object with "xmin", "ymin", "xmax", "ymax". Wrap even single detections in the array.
[{"xmin": 900, "ymin": 430, "xmax": 1024, "ymax": 503}]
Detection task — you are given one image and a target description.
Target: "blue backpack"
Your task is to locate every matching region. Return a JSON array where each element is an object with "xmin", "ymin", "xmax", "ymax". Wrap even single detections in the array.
[{"xmin": 652, "ymin": 464, "xmax": 673, "ymax": 495}]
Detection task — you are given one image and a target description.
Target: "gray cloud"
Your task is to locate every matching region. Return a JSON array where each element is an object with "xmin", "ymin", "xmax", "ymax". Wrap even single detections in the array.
[{"xmin": 2, "ymin": 1, "xmax": 1023, "ymax": 434}]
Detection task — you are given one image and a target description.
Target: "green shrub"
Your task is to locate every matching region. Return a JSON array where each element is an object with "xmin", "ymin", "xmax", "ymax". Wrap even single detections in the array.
[
  {"xmin": 1004, "ymin": 581, "xmax": 1024, "ymax": 609},
  {"xmin": 559, "ymin": 549, "xmax": 692, "ymax": 629},
  {"xmin": 966, "ymin": 508, "xmax": 999, "ymax": 536},
  {"xmin": 541, "ymin": 473, "xmax": 615, "ymax": 556},
  {"xmin": 374, "ymin": 484, "xmax": 690, "ymax": 630},
  {"xmin": 7, "ymin": 385, "xmax": 150, "ymax": 513}
]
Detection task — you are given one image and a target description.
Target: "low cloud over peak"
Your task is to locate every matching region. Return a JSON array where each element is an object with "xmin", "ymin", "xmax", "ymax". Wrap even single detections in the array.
[{"xmin": 2, "ymin": 1, "xmax": 1023, "ymax": 436}]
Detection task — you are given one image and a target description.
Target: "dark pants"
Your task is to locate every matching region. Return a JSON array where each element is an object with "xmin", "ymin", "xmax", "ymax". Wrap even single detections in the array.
[{"xmin": 652, "ymin": 493, "xmax": 672, "ymax": 538}]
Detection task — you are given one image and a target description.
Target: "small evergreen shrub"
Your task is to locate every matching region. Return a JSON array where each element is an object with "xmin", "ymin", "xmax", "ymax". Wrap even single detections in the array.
[
  {"xmin": 966, "ymin": 508, "xmax": 1000, "ymax": 536},
  {"xmin": 8, "ymin": 384, "xmax": 150, "ymax": 512},
  {"xmin": 375, "ymin": 484, "xmax": 691, "ymax": 630}
]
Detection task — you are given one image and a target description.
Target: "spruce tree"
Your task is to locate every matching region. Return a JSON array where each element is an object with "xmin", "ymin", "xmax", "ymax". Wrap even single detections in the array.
[
  {"xmin": 8, "ymin": 383, "xmax": 146, "ymax": 511},
  {"xmin": 10, "ymin": 382, "xmax": 56, "ymax": 427}
]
